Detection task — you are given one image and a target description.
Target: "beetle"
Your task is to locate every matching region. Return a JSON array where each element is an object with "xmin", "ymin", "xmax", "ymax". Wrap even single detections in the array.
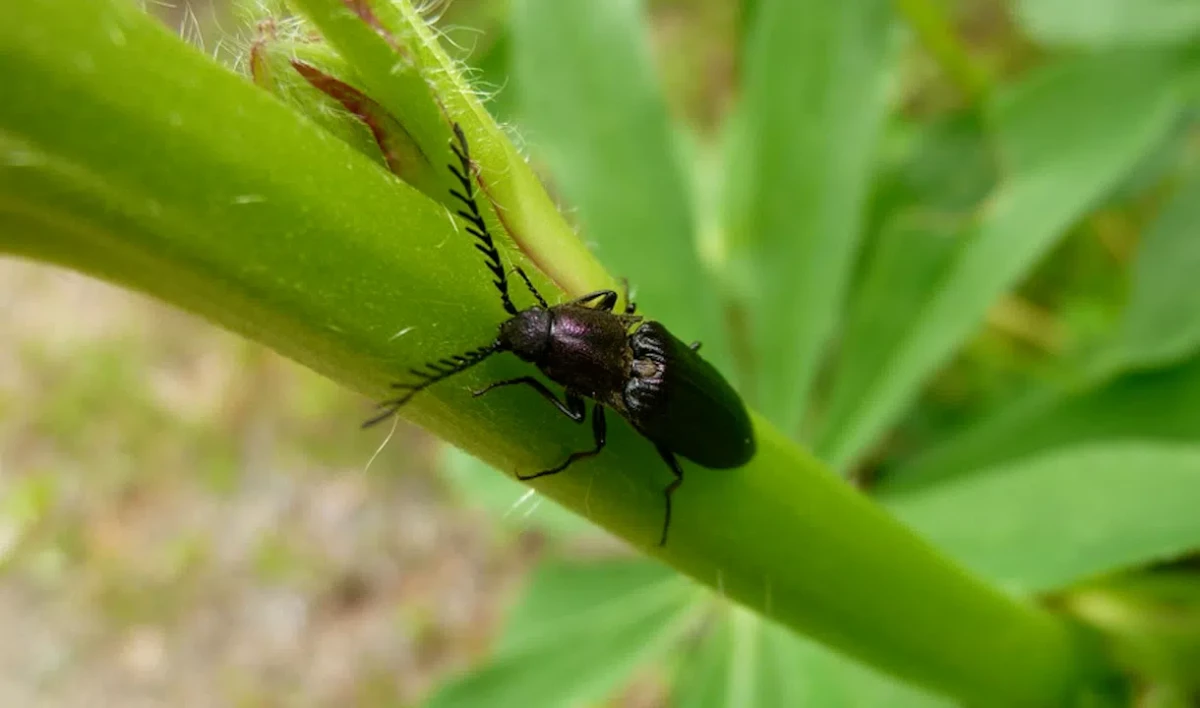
[{"xmin": 366, "ymin": 124, "xmax": 755, "ymax": 546}]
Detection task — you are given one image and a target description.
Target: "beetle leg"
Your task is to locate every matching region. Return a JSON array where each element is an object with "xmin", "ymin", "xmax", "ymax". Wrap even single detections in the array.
[
  {"xmin": 519, "ymin": 402, "xmax": 607, "ymax": 481},
  {"xmin": 689, "ymin": 341, "xmax": 702, "ymax": 352},
  {"xmin": 471, "ymin": 377, "xmax": 585, "ymax": 422},
  {"xmin": 653, "ymin": 444, "xmax": 684, "ymax": 547},
  {"xmin": 619, "ymin": 277, "xmax": 637, "ymax": 314},
  {"xmin": 569, "ymin": 290, "xmax": 619, "ymax": 312}
]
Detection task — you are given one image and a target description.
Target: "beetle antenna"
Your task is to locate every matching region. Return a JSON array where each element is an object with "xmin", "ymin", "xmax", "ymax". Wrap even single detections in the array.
[
  {"xmin": 447, "ymin": 123, "xmax": 518, "ymax": 317},
  {"xmin": 512, "ymin": 265, "xmax": 549, "ymax": 308},
  {"xmin": 363, "ymin": 342, "xmax": 500, "ymax": 428}
]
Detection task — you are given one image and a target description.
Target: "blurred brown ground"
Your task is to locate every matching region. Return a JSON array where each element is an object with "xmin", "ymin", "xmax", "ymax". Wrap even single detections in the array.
[
  {"xmin": 0, "ymin": 260, "xmax": 534, "ymax": 706},
  {"xmin": 0, "ymin": 0, "xmax": 556, "ymax": 702}
]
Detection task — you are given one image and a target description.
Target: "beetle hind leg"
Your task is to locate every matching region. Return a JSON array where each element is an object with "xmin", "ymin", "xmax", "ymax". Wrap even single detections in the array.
[
  {"xmin": 653, "ymin": 444, "xmax": 684, "ymax": 547},
  {"xmin": 519, "ymin": 402, "xmax": 607, "ymax": 481}
]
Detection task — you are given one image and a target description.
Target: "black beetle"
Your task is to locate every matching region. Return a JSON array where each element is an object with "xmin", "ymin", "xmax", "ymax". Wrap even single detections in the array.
[{"xmin": 367, "ymin": 124, "xmax": 755, "ymax": 546}]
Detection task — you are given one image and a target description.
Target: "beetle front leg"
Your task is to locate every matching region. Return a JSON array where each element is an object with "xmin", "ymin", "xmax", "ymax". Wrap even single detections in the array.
[
  {"xmin": 569, "ymin": 289, "xmax": 619, "ymax": 312},
  {"xmin": 653, "ymin": 443, "xmax": 684, "ymax": 547},
  {"xmin": 520, "ymin": 402, "xmax": 607, "ymax": 481},
  {"xmin": 472, "ymin": 376, "xmax": 585, "ymax": 422},
  {"xmin": 619, "ymin": 277, "xmax": 636, "ymax": 314}
]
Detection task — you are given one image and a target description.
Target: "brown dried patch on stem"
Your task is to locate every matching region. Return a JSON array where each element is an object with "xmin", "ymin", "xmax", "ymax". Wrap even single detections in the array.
[
  {"xmin": 341, "ymin": 0, "xmax": 408, "ymax": 59},
  {"xmin": 290, "ymin": 60, "xmax": 432, "ymax": 185}
]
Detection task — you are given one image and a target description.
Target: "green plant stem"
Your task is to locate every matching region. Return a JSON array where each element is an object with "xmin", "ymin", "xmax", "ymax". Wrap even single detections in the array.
[
  {"xmin": 1, "ymin": 1, "xmax": 1111, "ymax": 704},
  {"xmin": 893, "ymin": 0, "xmax": 991, "ymax": 104},
  {"xmin": 285, "ymin": 0, "xmax": 614, "ymax": 300}
]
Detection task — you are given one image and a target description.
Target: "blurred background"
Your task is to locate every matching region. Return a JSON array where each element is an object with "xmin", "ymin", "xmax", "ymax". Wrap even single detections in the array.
[{"xmin": 3, "ymin": 0, "xmax": 1199, "ymax": 705}]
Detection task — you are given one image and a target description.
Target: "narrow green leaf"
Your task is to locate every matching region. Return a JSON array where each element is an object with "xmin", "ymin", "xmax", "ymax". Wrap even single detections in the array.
[
  {"xmin": 427, "ymin": 560, "xmax": 697, "ymax": 708},
  {"xmin": 889, "ymin": 442, "xmax": 1200, "ymax": 593},
  {"xmin": 873, "ymin": 111, "xmax": 999, "ymax": 215},
  {"xmin": 439, "ymin": 446, "xmax": 597, "ymax": 539},
  {"xmin": 816, "ymin": 113, "xmax": 994, "ymax": 449},
  {"xmin": 497, "ymin": 559, "xmax": 684, "ymax": 650},
  {"xmin": 762, "ymin": 625, "xmax": 950, "ymax": 708},
  {"xmin": 731, "ymin": 0, "xmax": 894, "ymax": 431},
  {"xmin": 511, "ymin": 0, "xmax": 718, "ymax": 351},
  {"xmin": 1068, "ymin": 572, "xmax": 1200, "ymax": 690},
  {"xmin": 1115, "ymin": 169, "xmax": 1200, "ymax": 368},
  {"xmin": 893, "ymin": 0, "xmax": 991, "ymax": 103},
  {"xmin": 672, "ymin": 609, "xmax": 736, "ymax": 708},
  {"xmin": 1014, "ymin": 0, "xmax": 1200, "ymax": 48},
  {"xmin": 817, "ymin": 50, "xmax": 1184, "ymax": 470},
  {"xmin": 884, "ymin": 346, "xmax": 1200, "ymax": 495},
  {"xmin": 675, "ymin": 606, "xmax": 948, "ymax": 708},
  {"xmin": 992, "ymin": 52, "xmax": 1184, "ymax": 177},
  {"xmin": 818, "ymin": 219, "xmax": 966, "ymax": 446}
]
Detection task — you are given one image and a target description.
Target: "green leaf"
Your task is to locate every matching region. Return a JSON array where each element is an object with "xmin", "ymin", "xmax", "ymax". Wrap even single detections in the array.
[
  {"xmin": 427, "ymin": 560, "xmax": 697, "ymax": 708},
  {"xmin": 892, "ymin": 0, "xmax": 990, "ymax": 103},
  {"xmin": 497, "ymin": 559, "xmax": 683, "ymax": 649},
  {"xmin": 730, "ymin": 0, "xmax": 895, "ymax": 431},
  {"xmin": 873, "ymin": 111, "xmax": 999, "ymax": 215},
  {"xmin": 1068, "ymin": 572, "xmax": 1200, "ymax": 690},
  {"xmin": 884, "ymin": 347, "xmax": 1200, "ymax": 495},
  {"xmin": 816, "ymin": 113, "xmax": 994, "ymax": 452},
  {"xmin": 1115, "ymin": 169, "xmax": 1200, "ymax": 369},
  {"xmin": 439, "ymin": 446, "xmax": 598, "ymax": 539},
  {"xmin": 510, "ymin": 0, "xmax": 719, "ymax": 352},
  {"xmin": 889, "ymin": 442, "xmax": 1200, "ymax": 593},
  {"xmin": 675, "ymin": 606, "xmax": 948, "ymax": 708},
  {"xmin": 816, "ymin": 50, "xmax": 1185, "ymax": 470},
  {"xmin": 817, "ymin": 220, "xmax": 965, "ymax": 451},
  {"xmin": 1014, "ymin": 0, "xmax": 1200, "ymax": 48}
]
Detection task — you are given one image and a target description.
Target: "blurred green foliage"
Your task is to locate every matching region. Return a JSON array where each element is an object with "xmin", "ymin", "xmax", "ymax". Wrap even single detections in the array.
[{"xmin": 430, "ymin": 0, "xmax": 1200, "ymax": 704}]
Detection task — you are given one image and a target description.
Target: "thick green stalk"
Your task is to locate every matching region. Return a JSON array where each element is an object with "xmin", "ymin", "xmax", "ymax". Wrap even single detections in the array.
[
  {"xmin": 1, "ymin": 1, "xmax": 1111, "ymax": 704},
  {"xmin": 284, "ymin": 0, "xmax": 614, "ymax": 299}
]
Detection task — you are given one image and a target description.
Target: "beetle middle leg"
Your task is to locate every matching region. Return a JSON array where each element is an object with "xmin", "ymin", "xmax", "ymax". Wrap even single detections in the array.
[
  {"xmin": 653, "ymin": 443, "xmax": 684, "ymax": 547},
  {"xmin": 472, "ymin": 376, "xmax": 585, "ymax": 421},
  {"xmin": 520, "ymin": 402, "xmax": 607, "ymax": 481},
  {"xmin": 472, "ymin": 380, "xmax": 607, "ymax": 481}
]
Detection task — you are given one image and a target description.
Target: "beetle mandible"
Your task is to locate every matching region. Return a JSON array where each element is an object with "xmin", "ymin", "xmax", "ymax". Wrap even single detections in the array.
[{"xmin": 366, "ymin": 124, "xmax": 756, "ymax": 546}]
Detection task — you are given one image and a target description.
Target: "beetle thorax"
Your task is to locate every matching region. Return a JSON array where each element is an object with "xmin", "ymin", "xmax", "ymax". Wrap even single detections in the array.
[{"xmin": 498, "ymin": 308, "xmax": 552, "ymax": 362}]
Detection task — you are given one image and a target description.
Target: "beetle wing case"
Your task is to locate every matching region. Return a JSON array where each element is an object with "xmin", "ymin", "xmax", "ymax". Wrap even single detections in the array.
[{"xmin": 624, "ymin": 323, "xmax": 756, "ymax": 468}]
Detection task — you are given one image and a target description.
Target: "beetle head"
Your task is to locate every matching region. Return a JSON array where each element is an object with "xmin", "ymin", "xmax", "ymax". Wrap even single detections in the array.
[{"xmin": 497, "ymin": 307, "xmax": 551, "ymax": 363}]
